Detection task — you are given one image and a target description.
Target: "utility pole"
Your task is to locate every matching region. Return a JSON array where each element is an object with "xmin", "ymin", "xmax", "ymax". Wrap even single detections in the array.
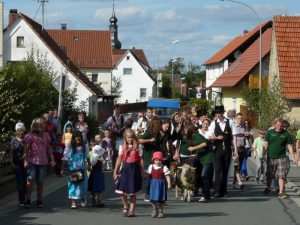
[{"xmin": 38, "ymin": 0, "xmax": 48, "ymax": 30}]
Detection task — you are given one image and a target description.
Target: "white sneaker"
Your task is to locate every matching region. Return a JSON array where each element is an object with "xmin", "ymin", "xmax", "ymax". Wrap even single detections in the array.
[
  {"xmin": 238, "ymin": 182, "xmax": 245, "ymax": 189},
  {"xmin": 80, "ymin": 197, "xmax": 87, "ymax": 207},
  {"xmin": 198, "ymin": 197, "xmax": 208, "ymax": 203}
]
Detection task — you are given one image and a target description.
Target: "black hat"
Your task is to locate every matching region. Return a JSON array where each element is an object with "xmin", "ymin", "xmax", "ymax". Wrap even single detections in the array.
[
  {"xmin": 196, "ymin": 109, "xmax": 208, "ymax": 117},
  {"xmin": 214, "ymin": 105, "xmax": 225, "ymax": 114}
]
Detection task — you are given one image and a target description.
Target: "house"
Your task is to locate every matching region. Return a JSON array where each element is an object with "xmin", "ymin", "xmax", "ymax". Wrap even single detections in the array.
[
  {"xmin": 112, "ymin": 48, "xmax": 155, "ymax": 103},
  {"xmin": 210, "ymin": 26, "xmax": 272, "ymax": 112},
  {"xmin": 204, "ymin": 21, "xmax": 272, "ymax": 104},
  {"xmin": 46, "ymin": 6, "xmax": 154, "ymax": 103},
  {"xmin": 269, "ymin": 16, "xmax": 300, "ymax": 121},
  {"xmin": 207, "ymin": 15, "xmax": 300, "ymax": 122},
  {"xmin": 0, "ymin": 2, "xmax": 3, "ymax": 69},
  {"xmin": 4, "ymin": 10, "xmax": 102, "ymax": 116}
]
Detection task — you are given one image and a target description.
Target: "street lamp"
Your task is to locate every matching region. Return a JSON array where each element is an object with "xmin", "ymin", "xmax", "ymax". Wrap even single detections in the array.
[
  {"xmin": 171, "ymin": 58, "xmax": 177, "ymax": 95},
  {"xmin": 157, "ymin": 40, "xmax": 180, "ymax": 97},
  {"xmin": 181, "ymin": 77, "xmax": 185, "ymax": 95},
  {"xmin": 220, "ymin": 0, "xmax": 262, "ymax": 93}
]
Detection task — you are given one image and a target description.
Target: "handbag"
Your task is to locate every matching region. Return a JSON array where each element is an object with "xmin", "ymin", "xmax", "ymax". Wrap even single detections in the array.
[{"xmin": 69, "ymin": 169, "xmax": 84, "ymax": 183}]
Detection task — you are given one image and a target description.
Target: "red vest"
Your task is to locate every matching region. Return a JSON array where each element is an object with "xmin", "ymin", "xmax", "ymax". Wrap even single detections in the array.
[
  {"xmin": 151, "ymin": 166, "xmax": 165, "ymax": 179},
  {"xmin": 121, "ymin": 146, "xmax": 140, "ymax": 163}
]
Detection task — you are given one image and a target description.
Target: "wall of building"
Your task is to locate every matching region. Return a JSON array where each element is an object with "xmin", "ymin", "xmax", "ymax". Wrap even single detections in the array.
[
  {"xmin": 222, "ymin": 83, "xmax": 245, "ymax": 113},
  {"xmin": 3, "ymin": 18, "xmax": 97, "ymax": 116},
  {"xmin": 81, "ymin": 68, "xmax": 112, "ymax": 94},
  {"xmin": 113, "ymin": 51, "xmax": 154, "ymax": 103}
]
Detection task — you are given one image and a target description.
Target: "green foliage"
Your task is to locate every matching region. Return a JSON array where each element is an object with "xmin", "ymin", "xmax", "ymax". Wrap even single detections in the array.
[
  {"xmin": 0, "ymin": 52, "xmax": 58, "ymax": 141},
  {"xmin": 160, "ymin": 75, "xmax": 172, "ymax": 98},
  {"xmin": 0, "ymin": 75, "xmax": 26, "ymax": 143},
  {"xmin": 111, "ymin": 76, "xmax": 122, "ymax": 104},
  {"xmin": 188, "ymin": 98, "xmax": 211, "ymax": 111},
  {"xmin": 241, "ymin": 80, "xmax": 291, "ymax": 130}
]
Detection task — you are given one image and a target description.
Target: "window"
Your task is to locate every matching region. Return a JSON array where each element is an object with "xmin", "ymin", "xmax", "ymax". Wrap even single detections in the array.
[
  {"xmin": 17, "ymin": 36, "xmax": 24, "ymax": 47},
  {"xmin": 91, "ymin": 74, "xmax": 98, "ymax": 83},
  {"xmin": 126, "ymin": 56, "xmax": 130, "ymax": 60},
  {"xmin": 123, "ymin": 68, "xmax": 132, "ymax": 75},
  {"xmin": 140, "ymin": 88, "xmax": 146, "ymax": 98}
]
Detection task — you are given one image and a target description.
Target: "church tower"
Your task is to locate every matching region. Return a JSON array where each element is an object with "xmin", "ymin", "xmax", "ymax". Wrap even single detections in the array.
[{"xmin": 109, "ymin": 1, "xmax": 121, "ymax": 49}]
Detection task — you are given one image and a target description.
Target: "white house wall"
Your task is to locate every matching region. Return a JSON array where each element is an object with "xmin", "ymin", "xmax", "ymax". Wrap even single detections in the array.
[
  {"xmin": 3, "ymin": 18, "xmax": 97, "ymax": 115},
  {"xmin": 0, "ymin": 2, "xmax": 3, "ymax": 69},
  {"xmin": 113, "ymin": 51, "xmax": 154, "ymax": 103},
  {"xmin": 81, "ymin": 68, "xmax": 112, "ymax": 94}
]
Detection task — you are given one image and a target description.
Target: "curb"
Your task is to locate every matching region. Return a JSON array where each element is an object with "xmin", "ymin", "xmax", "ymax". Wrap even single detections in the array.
[{"xmin": 286, "ymin": 180, "xmax": 300, "ymax": 196}]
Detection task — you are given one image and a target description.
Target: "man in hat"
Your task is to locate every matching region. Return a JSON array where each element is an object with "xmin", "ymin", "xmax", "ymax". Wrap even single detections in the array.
[
  {"xmin": 207, "ymin": 105, "xmax": 234, "ymax": 198},
  {"xmin": 196, "ymin": 109, "xmax": 208, "ymax": 129}
]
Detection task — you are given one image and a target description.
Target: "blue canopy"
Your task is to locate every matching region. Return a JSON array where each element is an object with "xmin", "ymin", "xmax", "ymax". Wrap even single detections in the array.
[{"xmin": 147, "ymin": 99, "xmax": 180, "ymax": 109}]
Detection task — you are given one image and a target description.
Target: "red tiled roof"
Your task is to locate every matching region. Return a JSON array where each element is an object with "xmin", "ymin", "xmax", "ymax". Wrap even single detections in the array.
[
  {"xmin": 273, "ymin": 16, "xmax": 300, "ymax": 99},
  {"xmin": 211, "ymin": 28, "xmax": 272, "ymax": 87},
  {"xmin": 47, "ymin": 30, "xmax": 113, "ymax": 69},
  {"xmin": 112, "ymin": 49, "xmax": 151, "ymax": 69},
  {"xmin": 204, "ymin": 21, "xmax": 272, "ymax": 65},
  {"xmin": 18, "ymin": 13, "xmax": 103, "ymax": 96}
]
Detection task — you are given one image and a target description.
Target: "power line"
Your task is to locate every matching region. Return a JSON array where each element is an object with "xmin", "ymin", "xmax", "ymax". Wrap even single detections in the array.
[{"xmin": 33, "ymin": 1, "xmax": 42, "ymax": 19}]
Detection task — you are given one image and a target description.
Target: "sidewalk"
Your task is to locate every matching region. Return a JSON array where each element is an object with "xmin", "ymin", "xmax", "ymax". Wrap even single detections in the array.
[{"xmin": 286, "ymin": 162, "xmax": 300, "ymax": 196}]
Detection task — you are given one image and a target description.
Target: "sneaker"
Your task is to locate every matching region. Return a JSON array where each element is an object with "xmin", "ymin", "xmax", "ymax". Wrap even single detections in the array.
[
  {"xmin": 80, "ymin": 197, "xmax": 87, "ymax": 207},
  {"xmin": 19, "ymin": 202, "xmax": 25, "ymax": 207},
  {"xmin": 198, "ymin": 197, "xmax": 208, "ymax": 203},
  {"xmin": 278, "ymin": 192, "xmax": 287, "ymax": 199},
  {"xmin": 238, "ymin": 182, "xmax": 245, "ymax": 189},
  {"xmin": 144, "ymin": 194, "xmax": 150, "ymax": 202},
  {"xmin": 36, "ymin": 200, "xmax": 43, "ymax": 208},
  {"xmin": 263, "ymin": 188, "xmax": 271, "ymax": 194},
  {"xmin": 233, "ymin": 183, "xmax": 240, "ymax": 189},
  {"xmin": 24, "ymin": 199, "xmax": 31, "ymax": 209},
  {"xmin": 157, "ymin": 212, "xmax": 164, "ymax": 218},
  {"xmin": 151, "ymin": 209, "xmax": 158, "ymax": 218},
  {"xmin": 255, "ymin": 178, "xmax": 259, "ymax": 184}
]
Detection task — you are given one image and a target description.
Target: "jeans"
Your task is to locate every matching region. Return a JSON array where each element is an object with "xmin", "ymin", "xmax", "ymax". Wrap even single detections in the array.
[
  {"xmin": 201, "ymin": 163, "xmax": 214, "ymax": 199},
  {"xmin": 14, "ymin": 163, "xmax": 27, "ymax": 202},
  {"xmin": 255, "ymin": 157, "xmax": 266, "ymax": 181}
]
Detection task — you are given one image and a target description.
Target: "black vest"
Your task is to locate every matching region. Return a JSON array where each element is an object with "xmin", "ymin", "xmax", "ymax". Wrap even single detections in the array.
[{"xmin": 214, "ymin": 119, "xmax": 232, "ymax": 148}]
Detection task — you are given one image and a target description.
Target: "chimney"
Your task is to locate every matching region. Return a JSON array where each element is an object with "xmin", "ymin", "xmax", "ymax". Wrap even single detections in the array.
[
  {"xmin": 243, "ymin": 30, "xmax": 249, "ymax": 35},
  {"xmin": 61, "ymin": 23, "xmax": 67, "ymax": 30},
  {"xmin": 9, "ymin": 9, "xmax": 18, "ymax": 25}
]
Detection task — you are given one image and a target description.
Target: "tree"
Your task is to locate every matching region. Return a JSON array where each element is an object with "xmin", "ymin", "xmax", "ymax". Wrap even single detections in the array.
[
  {"xmin": 111, "ymin": 76, "xmax": 122, "ymax": 103},
  {"xmin": 160, "ymin": 75, "xmax": 172, "ymax": 98},
  {"xmin": 0, "ymin": 51, "xmax": 59, "ymax": 137},
  {"xmin": 0, "ymin": 75, "xmax": 26, "ymax": 142},
  {"xmin": 241, "ymin": 79, "xmax": 291, "ymax": 130}
]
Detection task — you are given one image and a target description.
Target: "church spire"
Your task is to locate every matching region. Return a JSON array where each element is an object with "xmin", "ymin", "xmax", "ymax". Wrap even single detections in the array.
[{"xmin": 109, "ymin": 0, "xmax": 122, "ymax": 49}]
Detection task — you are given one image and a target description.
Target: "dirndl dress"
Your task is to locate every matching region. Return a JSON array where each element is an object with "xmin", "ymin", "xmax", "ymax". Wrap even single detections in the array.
[
  {"xmin": 115, "ymin": 149, "xmax": 142, "ymax": 195},
  {"xmin": 149, "ymin": 165, "xmax": 167, "ymax": 203},
  {"xmin": 88, "ymin": 161, "xmax": 105, "ymax": 193}
]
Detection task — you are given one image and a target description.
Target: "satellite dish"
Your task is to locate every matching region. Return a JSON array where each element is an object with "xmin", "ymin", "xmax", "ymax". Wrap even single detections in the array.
[{"xmin": 234, "ymin": 50, "xmax": 241, "ymax": 59}]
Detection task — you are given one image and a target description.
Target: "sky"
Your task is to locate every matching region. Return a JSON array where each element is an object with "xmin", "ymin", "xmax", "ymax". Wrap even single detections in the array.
[{"xmin": 3, "ymin": 0, "xmax": 300, "ymax": 70}]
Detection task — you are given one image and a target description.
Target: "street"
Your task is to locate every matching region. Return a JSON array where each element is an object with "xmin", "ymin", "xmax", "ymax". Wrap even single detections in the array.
[{"xmin": 1, "ymin": 160, "xmax": 300, "ymax": 225}]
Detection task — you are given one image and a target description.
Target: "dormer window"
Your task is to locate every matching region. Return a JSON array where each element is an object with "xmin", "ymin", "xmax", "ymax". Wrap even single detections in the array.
[
  {"xmin": 127, "ymin": 56, "xmax": 130, "ymax": 60},
  {"xmin": 16, "ymin": 36, "xmax": 24, "ymax": 47}
]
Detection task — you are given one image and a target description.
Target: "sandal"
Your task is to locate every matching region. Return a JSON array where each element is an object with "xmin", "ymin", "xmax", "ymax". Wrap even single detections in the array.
[
  {"xmin": 122, "ymin": 208, "xmax": 128, "ymax": 217},
  {"xmin": 127, "ymin": 211, "xmax": 135, "ymax": 217},
  {"xmin": 151, "ymin": 209, "xmax": 158, "ymax": 218}
]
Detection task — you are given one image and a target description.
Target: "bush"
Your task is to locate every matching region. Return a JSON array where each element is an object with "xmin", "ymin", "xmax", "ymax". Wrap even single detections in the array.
[{"xmin": 188, "ymin": 98, "xmax": 211, "ymax": 111}]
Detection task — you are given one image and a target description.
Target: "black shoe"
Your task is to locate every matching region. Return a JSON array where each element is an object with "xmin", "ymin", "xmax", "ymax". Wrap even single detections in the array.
[
  {"xmin": 214, "ymin": 192, "xmax": 224, "ymax": 198},
  {"xmin": 36, "ymin": 200, "xmax": 43, "ymax": 208},
  {"xmin": 263, "ymin": 188, "xmax": 271, "ymax": 194},
  {"xmin": 25, "ymin": 199, "xmax": 31, "ymax": 209}
]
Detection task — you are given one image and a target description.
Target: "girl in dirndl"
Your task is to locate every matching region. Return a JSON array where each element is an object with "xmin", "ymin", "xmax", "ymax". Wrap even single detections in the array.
[
  {"xmin": 113, "ymin": 129, "xmax": 144, "ymax": 217},
  {"xmin": 148, "ymin": 151, "xmax": 171, "ymax": 218},
  {"xmin": 63, "ymin": 131, "xmax": 88, "ymax": 209}
]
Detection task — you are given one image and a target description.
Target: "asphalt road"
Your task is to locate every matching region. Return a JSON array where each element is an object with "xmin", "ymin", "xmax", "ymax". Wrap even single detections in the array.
[{"xmin": 1, "ymin": 161, "xmax": 300, "ymax": 225}]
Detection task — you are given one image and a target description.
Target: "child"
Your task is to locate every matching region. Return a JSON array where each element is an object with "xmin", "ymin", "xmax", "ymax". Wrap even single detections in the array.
[
  {"xmin": 113, "ymin": 129, "xmax": 144, "ymax": 217},
  {"xmin": 102, "ymin": 130, "xmax": 113, "ymax": 171},
  {"xmin": 87, "ymin": 140, "xmax": 105, "ymax": 207},
  {"xmin": 62, "ymin": 124, "xmax": 73, "ymax": 146},
  {"xmin": 52, "ymin": 134, "xmax": 65, "ymax": 177},
  {"xmin": 62, "ymin": 131, "xmax": 88, "ymax": 209},
  {"xmin": 253, "ymin": 130, "xmax": 266, "ymax": 184},
  {"xmin": 148, "ymin": 151, "xmax": 171, "ymax": 218},
  {"xmin": 9, "ymin": 122, "xmax": 26, "ymax": 207}
]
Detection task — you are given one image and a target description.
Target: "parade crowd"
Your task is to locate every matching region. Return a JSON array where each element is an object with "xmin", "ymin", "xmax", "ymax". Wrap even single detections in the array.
[{"xmin": 8, "ymin": 104, "xmax": 300, "ymax": 218}]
